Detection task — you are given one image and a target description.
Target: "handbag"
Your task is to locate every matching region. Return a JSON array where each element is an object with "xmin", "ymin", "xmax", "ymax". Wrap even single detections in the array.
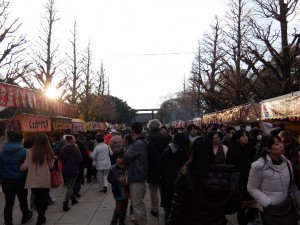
[
  {"xmin": 50, "ymin": 167, "xmax": 63, "ymax": 188},
  {"xmin": 261, "ymin": 162, "xmax": 299, "ymax": 225}
]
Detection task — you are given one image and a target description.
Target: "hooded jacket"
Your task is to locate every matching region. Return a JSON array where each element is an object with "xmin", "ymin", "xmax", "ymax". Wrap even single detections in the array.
[
  {"xmin": 247, "ymin": 155, "xmax": 300, "ymax": 211},
  {"xmin": 0, "ymin": 142, "xmax": 27, "ymax": 180}
]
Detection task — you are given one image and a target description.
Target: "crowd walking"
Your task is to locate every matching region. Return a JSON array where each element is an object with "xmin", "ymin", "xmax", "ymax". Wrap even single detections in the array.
[{"xmin": 1, "ymin": 120, "xmax": 300, "ymax": 225}]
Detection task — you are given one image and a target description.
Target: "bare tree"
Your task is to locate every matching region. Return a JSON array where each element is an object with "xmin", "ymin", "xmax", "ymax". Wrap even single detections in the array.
[
  {"xmin": 247, "ymin": 0, "xmax": 300, "ymax": 96},
  {"xmin": 59, "ymin": 21, "xmax": 84, "ymax": 104},
  {"xmin": 29, "ymin": 0, "xmax": 60, "ymax": 90},
  {"xmin": 95, "ymin": 60, "xmax": 109, "ymax": 96},
  {"xmin": 0, "ymin": 0, "xmax": 28, "ymax": 85},
  {"xmin": 220, "ymin": 0, "xmax": 255, "ymax": 105},
  {"xmin": 189, "ymin": 16, "xmax": 226, "ymax": 113},
  {"xmin": 80, "ymin": 40, "xmax": 95, "ymax": 121}
]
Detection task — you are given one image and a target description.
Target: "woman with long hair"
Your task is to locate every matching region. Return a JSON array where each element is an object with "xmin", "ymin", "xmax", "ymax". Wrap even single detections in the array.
[
  {"xmin": 167, "ymin": 136, "xmax": 237, "ymax": 225},
  {"xmin": 59, "ymin": 135, "xmax": 83, "ymax": 211},
  {"xmin": 160, "ymin": 132, "xmax": 189, "ymax": 225},
  {"xmin": 247, "ymin": 134, "xmax": 300, "ymax": 225},
  {"xmin": 21, "ymin": 133, "xmax": 54, "ymax": 225}
]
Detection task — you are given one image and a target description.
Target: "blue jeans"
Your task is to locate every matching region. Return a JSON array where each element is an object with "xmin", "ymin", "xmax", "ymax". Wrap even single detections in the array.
[{"xmin": 2, "ymin": 179, "xmax": 30, "ymax": 224}]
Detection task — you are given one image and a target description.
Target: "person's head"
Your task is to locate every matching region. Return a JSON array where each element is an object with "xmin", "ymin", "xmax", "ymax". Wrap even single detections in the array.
[
  {"xmin": 278, "ymin": 130, "xmax": 296, "ymax": 148},
  {"xmin": 86, "ymin": 134, "xmax": 92, "ymax": 141},
  {"xmin": 240, "ymin": 125, "xmax": 246, "ymax": 131},
  {"xmin": 131, "ymin": 122, "xmax": 143, "ymax": 137},
  {"xmin": 124, "ymin": 134, "xmax": 134, "ymax": 147},
  {"xmin": 184, "ymin": 136, "xmax": 214, "ymax": 179},
  {"xmin": 160, "ymin": 125, "xmax": 168, "ymax": 135},
  {"xmin": 187, "ymin": 124, "xmax": 197, "ymax": 137},
  {"xmin": 32, "ymin": 133, "xmax": 54, "ymax": 166},
  {"xmin": 205, "ymin": 126, "xmax": 213, "ymax": 135},
  {"xmin": 207, "ymin": 131, "xmax": 220, "ymax": 145},
  {"xmin": 173, "ymin": 132, "xmax": 189, "ymax": 149},
  {"xmin": 96, "ymin": 135, "xmax": 104, "ymax": 143},
  {"xmin": 116, "ymin": 150, "xmax": 125, "ymax": 165},
  {"xmin": 147, "ymin": 119, "xmax": 162, "ymax": 132},
  {"xmin": 269, "ymin": 127, "xmax": 282, "ymax": 136},
  {"xmin": 109, "ymin": 129, "xmax": 117, "ymax": 136},
  {"xmin": 7, "ymin": 131, "xmax": 23, "ymax": 143},
  {"xmin": 219, "ymin": 124, "xmax": 226, "ymax": 133},
  {"xmin": 177, "ymin": 127, "xmax": 183, "ymax": 133},
  {"xmin": 225, "ymin": 126, "xmax": 236, "ymax": 139},
  {"xmin": 249, "ymin": 127, "xmax": 263, "ymax": 141},
  {"xmin": 232, "ymin": 129, "xmax": 248, "ymax": 146},
  {"xmin": 65, "ymin": 135, "xmax": 76, "ymax": 144},
  {"xmin": 258, "ymin": 135, "xmax": 284, "ymax": 160}
]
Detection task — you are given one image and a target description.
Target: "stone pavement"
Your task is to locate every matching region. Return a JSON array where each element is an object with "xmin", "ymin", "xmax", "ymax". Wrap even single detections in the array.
[{"xmin": 0, "ymin": 181, "xmax": 238, "ymax": 225}]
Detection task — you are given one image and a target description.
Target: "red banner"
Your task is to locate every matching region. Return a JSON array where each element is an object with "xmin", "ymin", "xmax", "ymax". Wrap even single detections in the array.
[{"xmin": 0, "ymin": 83, "xmax": 78, "ymax": 118}]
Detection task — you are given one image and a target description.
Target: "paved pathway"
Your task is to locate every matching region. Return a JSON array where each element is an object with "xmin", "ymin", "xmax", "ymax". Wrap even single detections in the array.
[{"xmin": 0, "ymin": 181, "xmax": 238, "ymax": 225}]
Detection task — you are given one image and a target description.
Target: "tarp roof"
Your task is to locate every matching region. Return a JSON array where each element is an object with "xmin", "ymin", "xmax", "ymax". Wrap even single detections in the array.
[
  {"xmin": 261, "ymin": 91, "xmax": 300, "ymax": 120},
  {"xmin": 199, "ymin": 103, "xmax": 261, "ymax": 124}
]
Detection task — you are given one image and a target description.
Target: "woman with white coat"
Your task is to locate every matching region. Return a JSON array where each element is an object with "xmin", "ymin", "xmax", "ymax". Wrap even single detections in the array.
[
  {"xmin": 90, "ymin": 135, "xmax": 113, "ymax": 193},
  {"xmin": 247, "ymin": 134, "xmax": 300, "ymax": 225}
]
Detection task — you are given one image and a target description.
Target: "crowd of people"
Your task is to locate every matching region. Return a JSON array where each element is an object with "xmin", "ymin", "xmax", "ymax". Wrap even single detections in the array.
[{"xmin": 1, "ymin": 120, "xmax": 300, "ymax": 225}]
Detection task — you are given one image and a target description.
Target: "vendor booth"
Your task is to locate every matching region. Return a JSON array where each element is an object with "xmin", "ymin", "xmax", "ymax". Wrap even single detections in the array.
[
  {"xmin": 261, "ymin": 91, "xmax": 300, "ymax": 132},
  {"xmin": 196, "ymin": 103, "xmax": 261, "ymax": 125}
]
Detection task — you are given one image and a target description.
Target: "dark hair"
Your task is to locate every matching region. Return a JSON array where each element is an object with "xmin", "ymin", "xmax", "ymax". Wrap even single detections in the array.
[
  {"xmin": 249, "ymin": 127, "xmax": 262, "ymax": 138},
  {"xmin": 187, "ymin": 124, "xmax": 197, "ymax": 133},
  {"xmin": 231, "ymin": 129, "xmax": 247, "ymax": 142},
  {"xmin": 86, "ymin": 134, "xmax": 92, "ymax": 140},
  {"xmin": 96, "ymin": 136, "xmax": 104, "ymax": 143},
  {"xmin": 131, "ymin": 122, "xmax": 143, "ymax": 134},
  {"xmin": 207, "ymin": 131, "xmax": 219, "ymax": 143},
  {"xmin": 183, "ymin": 136, "xmax": 214, "ymax": 183},
  {"xmin": 160, "ymin": 125, "xmax": 167, "ymax": 131},
  {"xmin": 116, "ymin": 150, "xmax": 125, "ymax": 158},
  {"xmin": 278, "ymin": 130, "xmax": 295, "ymax": 144},
  {"xmin": 226, "ymin": 126, "xmax": 236, "ymax": 134},
  {"xmin": 256, "ymin": 134, "xmax": 281, "ymax": 160},
  {"xmin": 124, "ymin": 134, "xmax": 134, "ymax": 145},
  {"xmin": 7, "ymin": 131, "xmax": 23, "ymax": 142},
  {"xmin": 173, "ymin": 132, "xmax": 189, "ymax": 149}
]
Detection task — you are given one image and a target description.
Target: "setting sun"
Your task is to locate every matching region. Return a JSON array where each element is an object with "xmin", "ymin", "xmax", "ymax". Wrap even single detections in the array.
[{"xmin": 45, "ymin": 85, "xmax": 58, "ymax": 99}]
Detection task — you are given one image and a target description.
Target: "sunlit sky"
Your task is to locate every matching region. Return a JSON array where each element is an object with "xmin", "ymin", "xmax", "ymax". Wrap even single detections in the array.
[{"xmin": 11, "ymin": 0, "xmax": 229, "ymax": 109}]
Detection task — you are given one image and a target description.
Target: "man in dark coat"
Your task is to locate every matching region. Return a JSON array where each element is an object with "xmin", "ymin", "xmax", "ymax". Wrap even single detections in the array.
[{"xmin": 146, "ymin": 119, "xmax": 170, "ymax": 217}]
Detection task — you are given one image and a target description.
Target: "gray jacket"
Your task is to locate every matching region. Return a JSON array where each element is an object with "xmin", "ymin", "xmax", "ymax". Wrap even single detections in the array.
[{"xmin": 124, "ymin": 137, "xmax": 148, "ymax": 183}]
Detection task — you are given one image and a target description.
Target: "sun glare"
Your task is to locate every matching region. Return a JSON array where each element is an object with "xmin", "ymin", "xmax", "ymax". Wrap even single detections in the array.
[{"xmin": 45, "ymin": 86, "xmax": 58, "ymax": 99}]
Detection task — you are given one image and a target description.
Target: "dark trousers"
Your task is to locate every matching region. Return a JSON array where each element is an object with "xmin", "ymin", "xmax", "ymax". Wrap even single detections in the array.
[
  {"xmin": 237, "ymin": 207, "xmax": 259, "ymax": 225},
  {"xmin": 31, "ymin": 188, "xmax": 50, "ymax": 222},
  {"xmin": 111, "ymin": 198, "xmax": 128, "ymax": 225},
  {"xmin": 2, "ymin": 179, "xmax": 30, "ymax": 224}
]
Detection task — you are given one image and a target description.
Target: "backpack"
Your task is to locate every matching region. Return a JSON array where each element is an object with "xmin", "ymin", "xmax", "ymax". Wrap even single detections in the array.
[{"xmin": 184, "ymin": 164, "xmax": 241, "ymax": 215}]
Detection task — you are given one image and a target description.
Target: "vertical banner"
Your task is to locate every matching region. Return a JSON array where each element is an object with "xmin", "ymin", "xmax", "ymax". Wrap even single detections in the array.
[{"xmin": 0, "ymin": 84, "xmax": 8, "ymax": 107}]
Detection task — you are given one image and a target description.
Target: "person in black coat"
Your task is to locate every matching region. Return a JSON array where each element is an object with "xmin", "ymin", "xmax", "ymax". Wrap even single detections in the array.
[
  {"xmin": 226, "ymin": 129, "xmax": 258, "ymax": 225},
  {"xmin": 160, "ymin": 133, "xmax": 188, "ymax": 224},
  {"xmin": 146, "ymin": 119, "xmax": 170, "ymax": 217},
  {"xmin": 167, "ymin": 136, "xmax": 231, "ymax": 225}
]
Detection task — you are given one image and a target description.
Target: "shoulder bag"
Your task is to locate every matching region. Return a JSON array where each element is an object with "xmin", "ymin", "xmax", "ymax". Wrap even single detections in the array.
[{"xmin": 261, "ymin": 162, "xmax": 299, "ymax": 225}]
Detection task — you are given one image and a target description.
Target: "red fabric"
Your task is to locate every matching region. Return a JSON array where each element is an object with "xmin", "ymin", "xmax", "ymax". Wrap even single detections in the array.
[
  {"xmin": 105, "ymin": 133, "xmax": 112, "ymax": 145},
  {"xmin": 50, "ymin": 168, "xmax": 63, "ymax": 188}
]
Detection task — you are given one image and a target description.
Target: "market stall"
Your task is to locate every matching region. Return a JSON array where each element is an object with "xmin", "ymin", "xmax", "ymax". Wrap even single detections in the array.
[
  {"xmin": 197, "ymin": 103, "xmax": 261, "ymax": 125},
  {"xmin": 261, "ymin": 91, "xmax": 300, "ymax": 132}
]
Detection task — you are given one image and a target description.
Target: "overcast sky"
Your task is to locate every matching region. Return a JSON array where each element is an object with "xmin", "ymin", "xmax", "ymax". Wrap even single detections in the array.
[{"xmin": 11, "ymin": 0, "xmax": 229, "ymax": 109}]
